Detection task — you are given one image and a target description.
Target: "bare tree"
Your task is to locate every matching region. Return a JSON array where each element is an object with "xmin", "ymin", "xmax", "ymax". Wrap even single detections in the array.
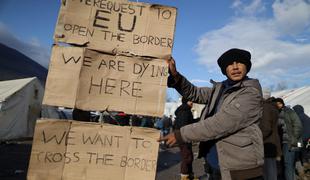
[{"xmin": 269, "ymin": 84, "xmax": 275, "ymax": 92}]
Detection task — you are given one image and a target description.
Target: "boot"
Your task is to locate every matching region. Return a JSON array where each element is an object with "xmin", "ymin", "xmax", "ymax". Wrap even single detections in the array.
[
  {"xmin": 189, "ymin": 173, "xmax": 199, "ymax": 180},
  {"xmin": 180, "ymin": 174, "xmax": 190, "ymax": 180},
  {"xmin": 181, "ymin": 173, "xmax": 200, "ymax": 180}
]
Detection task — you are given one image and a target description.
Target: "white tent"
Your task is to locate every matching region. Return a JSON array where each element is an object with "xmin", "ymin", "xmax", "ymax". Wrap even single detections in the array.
[
  {"xmin": 0, "ymin": 77, "xmax": 44, "ymax": 141},
  {"xmin": 164, "ymin": 86, "xmax": 310, "ymax": 120},
  {"xmin": 272, "ymin": 86, "xmax": 310, "ymax": 116}
]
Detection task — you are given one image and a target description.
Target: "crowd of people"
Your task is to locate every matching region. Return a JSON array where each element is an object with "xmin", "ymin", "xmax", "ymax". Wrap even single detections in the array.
[
  {"xmin": 69, "ymin": 48, "xmax": 310, "ymax": 180},
  {"xmin": 159, "ymin": 95, "xmax": 310, "ymax": 180},
  {"xmin": 158, "ymin": 48, "xmax": 310, "ymax": 180}
]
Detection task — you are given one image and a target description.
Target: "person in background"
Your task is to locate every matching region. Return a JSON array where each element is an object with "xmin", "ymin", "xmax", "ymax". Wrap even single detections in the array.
[
  {"xmin": 174, "ymin": 98, "xmax": 196, "ymax": 180},
  {"xmin": 293, "ymin": 105, "xmax": 310, "ymax": 178},
  {"xmin": 259, "ymin": 95, "xmax": 281, "ymax": 180},
  {"xmin": 131, "ymin": 115, "xmax": 142, "ymax": 126},
  {"xmin": 72, "ymin": 108, "xmax": 91, "ymax": 122},
  {"xmin": 274, "ymin": 98, "xmax": 302, "ymax": 180},
  {"xmin": 293, "ymin": 105, "xmax": 310, "ymax": 164},
  {"xmin": 162, "ymin": 115, "xmax": 173, "ymax": 137},
  {"xmin": 159, "ymin": 48, "xmax": 264, "ymax": 180},
  {"xmin": 115, "ymin": 112, "xmax": 130, "ymax": 126},
  {"xmin": 140, "ymin": 116, "xmax": 154, "ymax": 128}
]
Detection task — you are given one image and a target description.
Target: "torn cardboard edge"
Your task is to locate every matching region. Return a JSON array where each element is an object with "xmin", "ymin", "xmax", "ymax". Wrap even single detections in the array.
[
  {"xmin": 54, "ymin": 0, "xmax": 177, "ymax": 59},
  {"xmin": 53, "ymin": 42, "xmax": 171, "ymax": 61},
  {"xmin": 43, "ymin": 45, "xmax": 167, "ymax": 117},
  {"xmin": 27, "ymin": 118, "xmax": 160, "ymax": 180}
]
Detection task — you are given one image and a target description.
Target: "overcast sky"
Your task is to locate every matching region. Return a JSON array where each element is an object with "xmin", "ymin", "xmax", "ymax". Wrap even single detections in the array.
[{"xmin": 0, "ymin": 0, "xmax": 310, "ymax": 100}]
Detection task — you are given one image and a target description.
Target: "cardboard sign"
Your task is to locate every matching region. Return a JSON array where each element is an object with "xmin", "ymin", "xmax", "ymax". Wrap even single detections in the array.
[
  {"xmin": 43, "ymin": 46, "xmax": 168, "ymax": 116},
  {"xmin": 27, "ymin": 119, "xmax": 160, "ymax": 180},
  {"xmin": 55, "ymin": 0, "xmax": 177, "ymax": 58}
]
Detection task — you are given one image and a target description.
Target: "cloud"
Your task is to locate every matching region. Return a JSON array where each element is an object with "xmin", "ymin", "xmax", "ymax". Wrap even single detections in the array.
[
  {"xmin": 191, "ymin": 79, "xmax": 209, "ymax": 83},
  {"xmin": 0, "ymin": 22, "xmax": 50, "ymax": 68},
  {"xmin": 231, "ymin": 0, "xmax": 266, "ymax": 16},
  {"xmin": 195, "ymin": 0, "xmax": 310, "ymax": 89},
  {"xmin": 190, "ymin": 79, "xmax": 211, "ymax": 85},
  {"xmin": 273, "ymin": 0, "xmax": 310, "ymax": 35}
]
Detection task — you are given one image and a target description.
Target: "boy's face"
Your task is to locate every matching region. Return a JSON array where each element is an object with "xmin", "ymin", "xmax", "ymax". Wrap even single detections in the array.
[
  {"xmin": 225, "ymin": 61, "xmax": 247, "ymax": 82},
  {"xmin": 276, "ymin": 102, "xmax": 284, "ymax": 109}
]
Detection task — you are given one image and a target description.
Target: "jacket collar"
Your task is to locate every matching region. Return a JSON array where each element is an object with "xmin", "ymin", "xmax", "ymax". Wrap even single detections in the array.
[
  {"xmin": 223, "ymin": 76, "xmax": 249, "ymax": 88},
  {"xmin": 210, "ymin": 76, "xmax": 262, "ymax": 95}
]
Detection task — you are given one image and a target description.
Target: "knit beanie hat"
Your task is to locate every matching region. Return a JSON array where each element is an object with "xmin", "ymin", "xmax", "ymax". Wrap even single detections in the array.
[{"xmin": 217, "ymin": 48, "xmax": 252, "ymax": 75}]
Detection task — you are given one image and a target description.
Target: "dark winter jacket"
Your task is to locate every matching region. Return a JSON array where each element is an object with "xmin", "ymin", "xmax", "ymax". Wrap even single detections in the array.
[
  {"xmin": 169, "ymin": 74, "xmax": 264, "ymax": 180},
  {"xmin": 259, "ymin": 99, "xmax": 282, "ymax": 158},
  {"xmin": 174, "ymin": 103, "xmax": 194, "ymax": 130},
  {"xmin": 279, "ymin": 106, "xmax": 302, "ymax": 149},
  {"xmin": 293, "ymin": 105, "xmax": 310, "ymax": 141}
]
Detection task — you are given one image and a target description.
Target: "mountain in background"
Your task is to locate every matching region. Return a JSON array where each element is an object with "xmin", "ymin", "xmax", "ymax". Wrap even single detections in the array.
[{"xmin": 0, "ymin": 43, "xmax": 48, "ymax": 84}]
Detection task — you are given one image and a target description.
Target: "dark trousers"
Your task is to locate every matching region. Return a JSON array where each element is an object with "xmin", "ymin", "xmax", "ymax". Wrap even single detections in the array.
[
  {"xmin": 179, "ymin": 143, "xmax": 193, "ymax": 175},
  {"xmin": 301, "ymin": 139, "xmax": 310, "ymax": 163},
  {"xmin": 283, "ymin": 143, "xmax": 296, "ymax": 180},
  {"xmin": 209, "ymin": 168, "xmax": 221, "ymax": 180},
  {"xmin": 203, "ymin": 161, "xmax": 221, "ymax": 180},
  {"xmin": 263, "ymin": 158, "xmax": 277, "ymax": 180}
]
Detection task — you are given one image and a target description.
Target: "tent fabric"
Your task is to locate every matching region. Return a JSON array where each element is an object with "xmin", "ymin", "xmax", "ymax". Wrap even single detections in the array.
[
  {"xmin": 272, "ymin": 86, "xmax": 310, "ymax": 116},
  {"xmin": 0, "ymin": 78, "xmax": 35, "ymax": 102},
  {"xmin": 0, "ymin": 77, "xmax": 44, "ymax": 141},
  {"xmin": 41, "ymin": 105, "xmax": 62, "ymax": 119},
  {"xmin": 164, "ymin": 86, "xmax": 310, "ymax": 120}
]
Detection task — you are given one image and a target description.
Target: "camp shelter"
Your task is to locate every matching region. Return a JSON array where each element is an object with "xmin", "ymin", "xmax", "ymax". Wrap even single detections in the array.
[
  {"xmin": 0, "ymin": 77, "xmax": 44, "ymax": 141},
  {"xmin": 272, "ymin": 86, "xmax": 310, "ymax": 116}
]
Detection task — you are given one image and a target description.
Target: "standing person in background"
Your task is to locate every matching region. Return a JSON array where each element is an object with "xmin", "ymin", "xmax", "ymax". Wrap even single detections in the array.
[
  {"xmin": 259, "ymin": 95, "xmax": 281, "ymax": 180},
  {"xmin": 140, "ymin": 116, "xmax": 154, "ymax": 128},
  {"xmin": 293, "ymin": 105, "xmax": 310, "ymax": 178},
  {"xmin": 131, "ymin": 115, "xmax": 142, "ymax": 126},
  {"xmin": 274, "ymin": 98, "xmax": 302, "ymax": 180},
  {"xmin": 174, "ymin": 98, "xmax": 196, "ymax": 180},
  {"xmin": 72, "ymin": 108, "xmax": 91, "ymax": 122},
  {"xmin": 163, "ymin": 115, "xmax": 173, "ymax": 137},
  {"xmin": 159, "ymin": 48, "xmax": 264, "ymax": 180},
  {"xmin": 115, "ymin": 112, "xmax": 130, "ymax": 126},
  {"xmin": 293, "ymin": 105, "xmax": 310, "ymax": 164}
]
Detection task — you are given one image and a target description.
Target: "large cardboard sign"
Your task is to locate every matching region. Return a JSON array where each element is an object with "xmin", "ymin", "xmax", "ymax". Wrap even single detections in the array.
[
  {"xmin": 55, "ymin": 0, "xmax": 177, "ymax": 58},
  {"xmin": 27, "ymin": 119, "xmax": 160, "ymax": 180},
  {"xmin": 43, "ymin": 46, "xmax": 167, "ymax": 116}
]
